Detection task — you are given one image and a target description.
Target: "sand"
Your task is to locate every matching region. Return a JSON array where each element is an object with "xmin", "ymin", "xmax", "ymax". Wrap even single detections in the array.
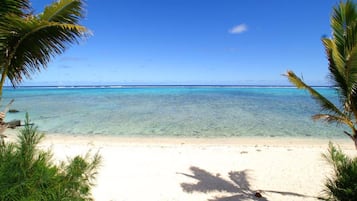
[{"xmin": 6, "ymin": 131, "xmax": 357, "ymax": 201}]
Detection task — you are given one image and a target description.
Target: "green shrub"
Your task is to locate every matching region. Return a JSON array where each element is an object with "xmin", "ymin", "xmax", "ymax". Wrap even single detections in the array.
[
  {"xmin": 0, "ymin": 113, "xmax": 101, "ymax": 201},
  {"xmin": 321, "ymin": 142, "xmax": 357, "ymax": 201}
]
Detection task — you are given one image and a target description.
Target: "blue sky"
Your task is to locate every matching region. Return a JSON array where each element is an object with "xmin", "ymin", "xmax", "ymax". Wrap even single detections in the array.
[{"xmin": 23, "ymin": 0, "xmax": 338, "ymax": 86}]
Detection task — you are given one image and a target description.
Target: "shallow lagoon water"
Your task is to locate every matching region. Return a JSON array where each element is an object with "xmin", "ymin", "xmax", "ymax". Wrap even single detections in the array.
[{"xmin": 1, "ymin": 86, "xmax": 346, "ymax": 138}]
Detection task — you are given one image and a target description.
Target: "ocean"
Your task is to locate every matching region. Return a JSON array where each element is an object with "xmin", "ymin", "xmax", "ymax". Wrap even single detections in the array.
[{"xmin": 1, "ymin": 86, "xmax": 347, "ymax": 139}]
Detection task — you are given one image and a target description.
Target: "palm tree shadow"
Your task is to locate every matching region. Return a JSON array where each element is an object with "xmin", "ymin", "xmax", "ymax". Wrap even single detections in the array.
[
  {"xmin": 179, "ymin": 166, "xmax": 315, "ymax": 201},
  {"xmin": 180, "ymin": 166, "xmax": 266, "ymax": 201}
]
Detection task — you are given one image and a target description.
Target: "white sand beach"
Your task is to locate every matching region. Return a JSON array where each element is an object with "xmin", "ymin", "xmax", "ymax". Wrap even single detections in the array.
[{"xmin": 26, "ymin": 135, "xmax": 354, "ymax": 201}]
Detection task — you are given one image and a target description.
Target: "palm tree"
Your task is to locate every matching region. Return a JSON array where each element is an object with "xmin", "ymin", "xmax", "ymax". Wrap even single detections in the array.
[
  {"xmin": 285, "ymin": 0, "xmax": 357, "ymax": 149},
  {"xmin": 0, "ymin": 0, "xmax": 90, "ymax": 97}
]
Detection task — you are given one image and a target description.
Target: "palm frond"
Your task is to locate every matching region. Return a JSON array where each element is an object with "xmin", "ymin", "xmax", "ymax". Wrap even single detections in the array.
[
  {"xmin": 348, "ymin": 45, "xmax": 357, "ymax": 77},
  {"xmin": 331, "ymin": 6, "xmax": 347, "ymax": 61},
  {"xmin": 330, "ymin": 1, "xmax": 357, "ymax": 58},
  {"xmin": 285, "ymin": 71, "xmax": 346, "ymax": 118},
  {"xmin": 325, "ymin": 38, "xmax": 346, "ymax": 79},
  {"xmin": 327, "ymin": 1, "xmax": 357, "ymax": 113},
  {"xmin": 0, "ymin": 14, "xmax": 88, "ymax": 86},
  {"xmin": 324, "ymin": 38, "xmax": 349, "ymax": 105},
  {"xmin": 312, "ymin": 113, "xmax": 353, "ymax": 128},
  {"xmin": 40, "ymin": 0, "xmax": 85, "ymax": 24},
  {"xmin": 0, "ymin": 0, "xmax": 30, "ymax": 67},
  {"xmin": 0, "ymin": 0, "xmax": 89, "ymax": 90},
  {"xmin": 0, "ymin": 0, "xmax": 30, "ymax": 18},
  {"xmin": 348, "ymin": 44, "xmax": 357, "ymax": 113}
]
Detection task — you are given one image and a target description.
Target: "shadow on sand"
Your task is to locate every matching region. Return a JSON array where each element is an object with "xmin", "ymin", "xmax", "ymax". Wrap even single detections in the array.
[{"xmin": 179, "ymin": 166, "xmax": 316, "ymax": 201}]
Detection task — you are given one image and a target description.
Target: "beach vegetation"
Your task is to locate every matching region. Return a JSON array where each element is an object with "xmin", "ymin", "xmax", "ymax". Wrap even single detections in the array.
[
  {"xmin": 285, "ymin": 0, "xmax": 357, "ymax": 149},
  {"xmin": 0, "ymin": 0, "xmax": 90, "ymax": 97},
  {"xmin": 0, "ymin": 113, "xmax": 101, "ymax": 200},
  {"xmin": 321, "ymin": 142, "xmax": 357, "ymax": 201}
]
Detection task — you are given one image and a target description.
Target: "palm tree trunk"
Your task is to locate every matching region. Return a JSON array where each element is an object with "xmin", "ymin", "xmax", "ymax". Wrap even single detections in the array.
[
  {"xmin": 351, "ymin": 129, "xmax": 357, "ymax": 150},
  {"xmin": 0, "ymin": 67, "xmax": 8, "ymax": 98},
  {"xmin": 353, "ymin": 135, "xmax": 357, "ymax": 150},
  {"xmin": 344, "ymin": 129, "xmax": 357, "ymax": 150}
]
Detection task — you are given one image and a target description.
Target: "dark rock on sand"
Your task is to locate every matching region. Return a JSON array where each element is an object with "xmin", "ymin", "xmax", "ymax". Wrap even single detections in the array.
[
  {"xmin": 254, "ymin": 192, "xmax": 263, "ymax": 198},
  {"xmin": 9, "ymin": 109, "xmax": 19, "ymax": 113},
  {"xmin": 7, "ymin": 120, "xmax": 21, "ymax": 129}
]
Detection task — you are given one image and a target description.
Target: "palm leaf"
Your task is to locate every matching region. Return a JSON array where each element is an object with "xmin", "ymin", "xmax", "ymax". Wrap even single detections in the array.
[
  {"xmin": 324, "ymin": 38, "xmax": 349, "ymax": 106},
  {"xmin": 0, "ymin": 0, "xmax": 89, "ymax": 87},
  {"xmin": 0, "ymin": 0, "xmax": 30, "ymax": 18},
  {"xmin": 330, "ymin": 1, "xmax": 357, "ymax": 58},
  {"xmin": 347, "ymin": 44, "xmax": 357, "ymax": 113},
  {"xmin": 1, "ymin": 15, "xmax": 87, "ymax": 85},
  {"xmin": 331, "ymin": 6, "xmax": 347, "ymax": 60},
  {"xmin": 285, "ymin": 71, "xmax": 346, "ymax": 119},
  {"xmin": 40, "ymin": 0, "xmax": 84, "ymax": 24},
  {"xmin": 323, "ymin": 1, "xmax": 357, "ymax": 114},
  {"xmin": 0, "ymin": 0, "xmax": 30, "ymax": 71},
  {"xmin": 312, "ymin": 114, "xmax": 353, "ymax": 128}
]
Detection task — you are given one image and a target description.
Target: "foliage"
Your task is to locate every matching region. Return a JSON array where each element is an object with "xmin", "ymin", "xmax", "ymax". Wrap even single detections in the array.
[
  {"xmin": 0, "ymin": 113, "xmax": 101, "ymax": 200},
  {"xmin": 0, "ymin": 0, "xmax": 30, "ymax": 19},
  {"xmin": 321, "ymin": 142, "xmax": 357, "ymax": 201},
  {"xmin": 0, "ymin": 1, "xmax": 97, "ymax": 199},
  {"xmin": 285, "ymin": 0, "xmax": 357, "ymax": 148},
  {"xmin": 0, "ymin": 0, "xmax": 89, "ymax": 96}
]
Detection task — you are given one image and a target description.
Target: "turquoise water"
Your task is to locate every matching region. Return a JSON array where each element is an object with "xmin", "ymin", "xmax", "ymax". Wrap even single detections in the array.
[{"xmin": 1, "ymin": 86, "xmax": 347, "ymax": 138}]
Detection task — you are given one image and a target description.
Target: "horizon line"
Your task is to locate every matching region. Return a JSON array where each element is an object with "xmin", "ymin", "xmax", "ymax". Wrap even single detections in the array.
[{"xmin": 3, "ymin": 84, "xmax": 334, "ymax": 88}]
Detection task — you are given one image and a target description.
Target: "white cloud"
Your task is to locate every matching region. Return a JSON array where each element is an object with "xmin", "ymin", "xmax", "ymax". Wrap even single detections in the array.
[{"xmin": 229, "ymin": 24, "xmax": 247, "ymax": 34}]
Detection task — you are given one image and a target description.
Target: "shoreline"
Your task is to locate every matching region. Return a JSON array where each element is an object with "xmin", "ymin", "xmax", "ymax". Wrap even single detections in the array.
[
  {"xmin": 5, "ymin": 128, "xmax": 354, "ymax": 148},
  {"xmin": 41, "ymin": 133, "xmax": 355, "ymax": 148},
  {"xmin": 5, "ymin": 128, "xmax": 355, "ymax": 150}
]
